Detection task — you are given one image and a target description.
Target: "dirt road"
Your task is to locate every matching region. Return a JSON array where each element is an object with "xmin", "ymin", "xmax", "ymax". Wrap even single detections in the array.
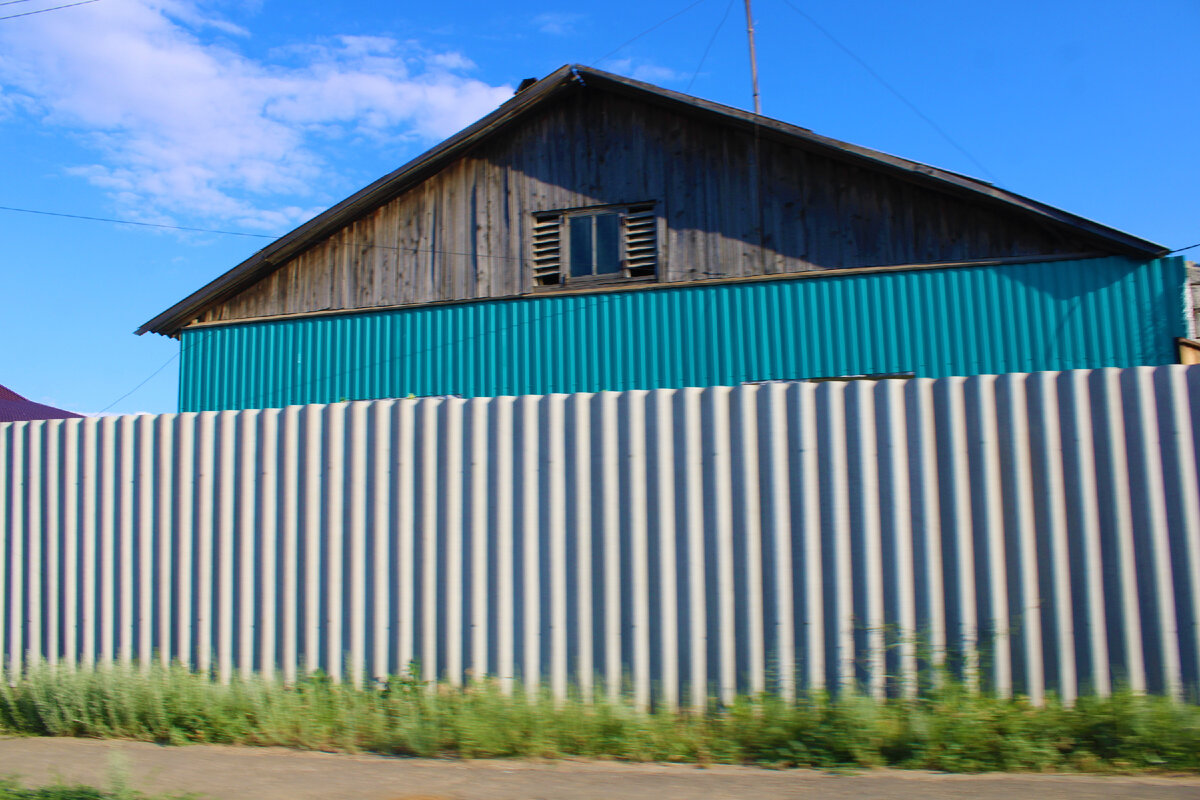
[{"xmin": 0, "ymin": 738, "xmax": 1197, "ymax": 800}]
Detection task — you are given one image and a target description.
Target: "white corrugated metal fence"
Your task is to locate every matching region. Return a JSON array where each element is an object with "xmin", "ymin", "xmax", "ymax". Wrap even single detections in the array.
[{"xmin": 2, "ymin": 367, "xmax": 1200, "ymax": 706}]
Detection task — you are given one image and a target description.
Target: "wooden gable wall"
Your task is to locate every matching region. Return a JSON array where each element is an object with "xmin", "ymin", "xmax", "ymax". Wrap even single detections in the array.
[{"xmin": 197, "ymin": 90, "xmax": 1100, "ymax": 326}]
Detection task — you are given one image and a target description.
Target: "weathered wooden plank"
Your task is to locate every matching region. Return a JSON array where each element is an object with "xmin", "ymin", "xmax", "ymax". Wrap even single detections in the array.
[{"xmin": 197, "ymin": 91, "xmax": 1101, "ymax": 327}]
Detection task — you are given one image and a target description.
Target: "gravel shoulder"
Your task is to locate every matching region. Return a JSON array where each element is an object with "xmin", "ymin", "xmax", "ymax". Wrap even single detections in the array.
[{"xmin": 1, "ymin": 737, "xmax": 1198, "ymax": 800}]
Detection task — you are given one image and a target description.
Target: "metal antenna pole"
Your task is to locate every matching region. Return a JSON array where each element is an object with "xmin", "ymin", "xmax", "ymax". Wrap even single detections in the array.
[{"xmin": 743, "ymin": 0, "xmax": 761, "ymax": 114}]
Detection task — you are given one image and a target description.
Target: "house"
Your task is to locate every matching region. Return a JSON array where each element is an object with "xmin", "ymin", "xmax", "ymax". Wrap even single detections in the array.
[
  {"xmin": 138, "ymin": 65, "xmax": 1186, "ymax": 412},
  {"xmin": 0, "ymin": 384, "xmax": 82, "ymax": 422}
]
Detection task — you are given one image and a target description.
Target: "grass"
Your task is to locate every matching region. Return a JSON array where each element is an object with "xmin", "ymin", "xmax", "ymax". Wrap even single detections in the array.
[
  {"xmin": 0, "ymin": 781, "xmax": 189, "ymax": 800},
  {"xmin": 0, "ymin": 663, "xmax": 1197, "ymax": 772}
]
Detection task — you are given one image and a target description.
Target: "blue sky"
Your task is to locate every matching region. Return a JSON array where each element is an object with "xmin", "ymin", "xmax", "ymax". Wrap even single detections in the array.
[{"xmin": 1, "ymin": 0, "xmax": 1196, "ymax": 415}]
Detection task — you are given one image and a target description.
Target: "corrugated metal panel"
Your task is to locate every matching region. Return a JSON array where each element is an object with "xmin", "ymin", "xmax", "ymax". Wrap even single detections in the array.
[
  {"xmin": 4, "ymin": 368, "xmax": 1200, "ymax": 704},
  {"xmin": 179, "ymin": 256, "xmax": 1187, "ymax": 411}
]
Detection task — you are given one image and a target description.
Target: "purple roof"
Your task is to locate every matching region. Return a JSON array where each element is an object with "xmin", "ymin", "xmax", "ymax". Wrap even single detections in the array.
[{"xmin": 0, "ymin": 384, "xmax": 83, "ymax": 423}]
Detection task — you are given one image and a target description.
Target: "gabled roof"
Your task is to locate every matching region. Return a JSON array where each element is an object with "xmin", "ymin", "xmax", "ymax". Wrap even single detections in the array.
[
  {"xmin": 138, "ymin": 64, "xmax": 1168, "ymax": 338},
  {"xmin": 0, "ymin": 384, "xmax": 82, "ymax": 422}
]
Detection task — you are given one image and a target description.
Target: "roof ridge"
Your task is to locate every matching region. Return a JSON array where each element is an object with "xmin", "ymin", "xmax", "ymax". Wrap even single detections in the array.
[{"xmin": 136, "ymin": 64, "xmax": 1167, "ymax": 338}]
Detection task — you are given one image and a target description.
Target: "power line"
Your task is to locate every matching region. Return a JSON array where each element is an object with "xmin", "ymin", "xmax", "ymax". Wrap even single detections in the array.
[
  {"xmin": 104, "ymin": 289, "xmax": 627, "ymax": 412},
  {"xmin": 0, "ymin": 204, "xmax": 278, "ymax": 238},
  {"xmin": 1170, "ymin": 242, "xmax": 1199, "ymax": 255},
  {"xmin": 115, "ymin": 231, "xmax": 1200, "ymax": 411},
  {"xmin": 778, "ymin": 0, "xmax": 998, "ymax": 183},
  {"xmin": 592, "ymin": 0, "xmax": 708, "ymax": 68},
  {"xmin": 0, "ymin": 0, "xmax": 43, "ymax": 7},
  {"xmin": 0, "ymin": 0, "xmax": 100, "ymax": 21},
  {"xmin": 97, "ymin": 324, "xmax": 222, "ymax": 414},
  {"xmin": 686, "ymin": 0, "xmax": 735, "ymax": 94},
  {"xmin": 0, "ymin": 203, "xmax": 532, "ymax": 262},
  {"xmin": 97, "ymin": 350, "xmax": 180, "ymax": 414}
]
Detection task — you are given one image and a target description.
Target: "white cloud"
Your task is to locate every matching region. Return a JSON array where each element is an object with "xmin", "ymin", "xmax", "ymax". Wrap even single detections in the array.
[
  {"xmin": 0, "ymin": 0, "xmax": 513, "ymax": 230},
  {"xmin": 602, "ymin": 58, "xmax": 687, "ymax": 85},
  {"xmin": 533, "ymin": 12, "xmax": 584, "ymax": 36},
  {"xmin": 0, "ymin": 88, "xmax": 34, "ymax": 121}
]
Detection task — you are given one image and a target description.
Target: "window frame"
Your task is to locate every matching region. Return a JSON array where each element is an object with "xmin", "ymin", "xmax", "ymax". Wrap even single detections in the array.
[
  {"xmin": 531, "ymin": 201, "xmax": 659, "ymax": 289},
  {"xmin": 563, "ymin": 207, "xmax": 624, "ymax": 279}
]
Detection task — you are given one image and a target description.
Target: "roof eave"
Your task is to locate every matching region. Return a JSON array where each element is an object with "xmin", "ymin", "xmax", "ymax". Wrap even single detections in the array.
[
  {"xmin": 137, "ymin": 66, "xmax": 583, "ymax": 337},
  {"xmin": 137, "ymin": 63, "xmax": 1168, "ymax": 337},
  {"xmin": 576, "ymin": 69, "xmax": 1167, "ymax": 259}
]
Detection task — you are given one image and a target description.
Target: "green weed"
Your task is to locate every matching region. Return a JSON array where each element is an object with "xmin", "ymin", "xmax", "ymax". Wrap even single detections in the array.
[
  {"xmin": 0, "ymin": 776, "xmax": 193, "ymax": 800},
  {"xmin": 0, "ymin": 663, "xmax": 1197, "ymax": 772}
]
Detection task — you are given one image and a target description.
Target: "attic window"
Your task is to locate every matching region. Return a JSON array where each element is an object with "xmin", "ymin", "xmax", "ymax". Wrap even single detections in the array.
[{"xmin": 532, "ymin": 202, "xmax": 658, "ymax": 286}]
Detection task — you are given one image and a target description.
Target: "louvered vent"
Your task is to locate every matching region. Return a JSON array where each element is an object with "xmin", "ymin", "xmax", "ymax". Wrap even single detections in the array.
[
  {"xmin": 531, "ymin": 202, "xmax": 658, "ymax": 286},
  {"xmin": 532, "ymin": 213, "xmax": 563, "ymax": 286},
  {"xmin": 622, "ymin": 202, "xmax": 657, "ymax": 277}
]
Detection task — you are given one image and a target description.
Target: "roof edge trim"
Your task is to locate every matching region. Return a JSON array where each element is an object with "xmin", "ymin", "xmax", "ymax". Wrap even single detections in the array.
[{"xmin": 137, "ymin": 64, "xmax": 1168, "ymax": 337}]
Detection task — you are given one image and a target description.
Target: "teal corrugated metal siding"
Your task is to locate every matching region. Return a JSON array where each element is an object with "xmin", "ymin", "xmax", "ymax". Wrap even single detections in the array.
[{"xmin": 180, "ymin": 256, "xmax": 1188, "ymax": 411}]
